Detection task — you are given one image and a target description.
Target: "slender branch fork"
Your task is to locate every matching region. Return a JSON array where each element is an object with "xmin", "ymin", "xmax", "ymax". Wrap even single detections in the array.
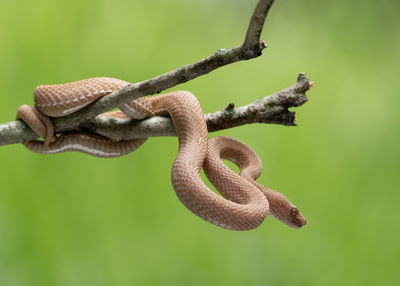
[{"xmin": 0, "ymin": 0, "xmax": 313, "ymax": 147}]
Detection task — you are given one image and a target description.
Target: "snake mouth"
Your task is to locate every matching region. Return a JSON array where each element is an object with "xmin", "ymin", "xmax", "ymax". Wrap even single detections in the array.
[
  {"xmin": 294, "ymin": 217, "xmax": 307, "ymax": 228},
  {"xmin": 282, "ymin": 213, "xmax": 306, "ymax": 229}
]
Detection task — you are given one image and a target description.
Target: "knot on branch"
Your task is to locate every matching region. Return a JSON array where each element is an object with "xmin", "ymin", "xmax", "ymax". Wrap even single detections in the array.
[{"xmin": 240, "ymin": 40, "xmax": 268, "ymax": 60}]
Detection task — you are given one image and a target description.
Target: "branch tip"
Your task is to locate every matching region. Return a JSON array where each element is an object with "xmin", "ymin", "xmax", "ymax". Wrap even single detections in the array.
[
  {"xmin": 297, "ymin": 72, "xmax": 308, "ymax": 82},
  {"xmin": 261, "ymin": 40, "xmax": 268, "ymax": 48}
]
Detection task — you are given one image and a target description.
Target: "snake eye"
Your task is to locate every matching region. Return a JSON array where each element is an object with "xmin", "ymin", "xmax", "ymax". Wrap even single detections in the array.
[{"xmin": 290, "ymin": 208, "xmax": 298, "ymax": 216}]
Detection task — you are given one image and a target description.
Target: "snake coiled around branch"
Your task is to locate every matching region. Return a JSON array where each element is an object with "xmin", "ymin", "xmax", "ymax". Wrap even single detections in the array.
[{"xmin": 16, "ymin": 77, "xmax": 306, "ymax": 230}]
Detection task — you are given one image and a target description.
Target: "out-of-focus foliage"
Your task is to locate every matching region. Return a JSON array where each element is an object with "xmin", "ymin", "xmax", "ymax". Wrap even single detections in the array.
[{"xmin": 0, "ymin": 0, "xmax": 398, "ymax": 285}]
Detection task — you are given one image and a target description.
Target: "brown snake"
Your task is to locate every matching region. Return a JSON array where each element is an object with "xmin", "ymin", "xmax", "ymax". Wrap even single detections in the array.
[{"xmin": 17, "ymin": 77, "xmax": 306, "ymax": 230}]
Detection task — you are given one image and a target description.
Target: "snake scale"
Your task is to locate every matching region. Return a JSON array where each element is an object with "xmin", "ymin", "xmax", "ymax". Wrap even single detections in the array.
[{"xmin": 17, "ymin": 77, "xmax": 306, "ymax": 230}]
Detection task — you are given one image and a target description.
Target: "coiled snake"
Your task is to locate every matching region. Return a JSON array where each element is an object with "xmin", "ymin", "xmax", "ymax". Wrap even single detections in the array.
[{"xmin": 17, "ymin": 77, "xmax": 306, "ymax": 230}]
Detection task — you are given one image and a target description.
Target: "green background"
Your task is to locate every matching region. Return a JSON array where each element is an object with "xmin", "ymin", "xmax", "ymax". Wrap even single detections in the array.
[{"xmin": 0, "ymin": 0, "xmax": 399, "ymax": 285}]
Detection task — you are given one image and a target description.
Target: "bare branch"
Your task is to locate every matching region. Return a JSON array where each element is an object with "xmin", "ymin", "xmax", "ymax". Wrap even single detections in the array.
[
  {"xmin": 0, "ymin": 74, "xmax": 312, "ymax": 146},
  {"xmin": 243, "ymin": 0, "xmax": 274, "ymax": 50}
]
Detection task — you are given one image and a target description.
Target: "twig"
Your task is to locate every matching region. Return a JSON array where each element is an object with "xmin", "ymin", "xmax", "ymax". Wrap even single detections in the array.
[
  {"xmin": 243, "ymin": 0, "xmax": 274, "ymax": 50},
  {"xmin": 0, "ymin": 74, "xmax": 312, "ymax": 146}
]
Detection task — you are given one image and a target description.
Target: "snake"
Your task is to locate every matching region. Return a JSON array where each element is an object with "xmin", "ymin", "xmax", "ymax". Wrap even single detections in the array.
[{"xmin": 16, "ymin": 77, "xmax": 306, "ymax": 230}]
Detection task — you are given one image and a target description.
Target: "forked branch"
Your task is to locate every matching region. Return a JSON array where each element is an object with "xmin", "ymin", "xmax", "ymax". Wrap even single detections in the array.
[
  {"xmin": 84, "ymin": 73, "xmax": 311, "ymax": 140},
  {"xmin": 0, "ymin": 0, "xmax": 314, "ymax": 147},
  {"xmin": 0, "ymin": 74, "xmax": 312, "ymax": 145},
  {"xmin": 51, "ymin": 0, "xmax": 275, "ymax": 133}
]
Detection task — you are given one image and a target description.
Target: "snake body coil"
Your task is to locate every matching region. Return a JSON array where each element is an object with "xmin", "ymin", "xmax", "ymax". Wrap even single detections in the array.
[{"xmin": 17, "ymin": 78, "xmax": 306, "ymax": 230}]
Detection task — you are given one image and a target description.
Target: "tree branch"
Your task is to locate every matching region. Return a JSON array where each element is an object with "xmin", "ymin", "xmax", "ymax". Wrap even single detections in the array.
[
  {"xmin": 243, "ymin": 0, "xmax": 274, "ymax": 50},
  {"xmin": 0, "ymin": 74, "xmax": 312, "ymax": 146},
  {"xmin": 0, "ymin": 0, "xmax": 309, "ymax": 147},
  {"xmin": 34, "ymin": 0, "xmax": 275, "ymax": 133}
]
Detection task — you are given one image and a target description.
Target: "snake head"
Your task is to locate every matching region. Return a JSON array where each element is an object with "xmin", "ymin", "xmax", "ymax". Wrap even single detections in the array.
[
  {"xmin": 285, "ymin": 206, "xmax": 307, "ymax": 229},
  {"xmin": 265, "ymin": 189, "xmax": 307, "ymax": 229},
  {"xmin": 273, "ymin": 203, "xmax": 306, "ymax": 229}
]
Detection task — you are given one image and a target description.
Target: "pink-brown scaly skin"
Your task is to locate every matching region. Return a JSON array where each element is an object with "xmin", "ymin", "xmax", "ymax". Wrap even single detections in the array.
[
  {"xmin": 16, "ymin": 78, "xmax": 151, "ymax": 153},
  {"xmin": 16, "ymin": 77, "xmax": 306, "ymax": 230},
  {"xmin": 32, "ymin": 77, "xmax": 152, "ymax": 118},
  {"xmin": 204, "ymin": 136, "xmax": 306, "ymax": 228},
  {"xmin": 150, "ymin": 92, "xmax": 269, "ymax": 230}
]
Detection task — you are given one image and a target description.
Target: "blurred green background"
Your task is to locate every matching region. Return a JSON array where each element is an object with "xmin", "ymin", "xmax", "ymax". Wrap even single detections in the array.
[{"xmin": 0, "ymin": 0, "xmax": 399, "ymax": 285}]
